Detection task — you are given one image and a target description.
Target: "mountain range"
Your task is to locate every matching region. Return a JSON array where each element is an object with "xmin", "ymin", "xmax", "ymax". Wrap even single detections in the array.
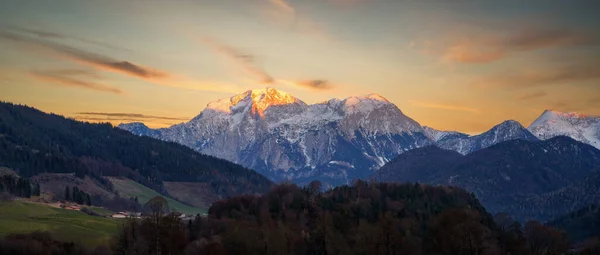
[
  {"xmin": 375, "ymin": 137, "xmax": 600, "ymax": 221},
  {"xmin": 120, "ymin": 88, "xmax": 430, "ymax": 185},
  {"xmin": 119, "ymin": 87, "xmax": 600, "ymax": 185}
]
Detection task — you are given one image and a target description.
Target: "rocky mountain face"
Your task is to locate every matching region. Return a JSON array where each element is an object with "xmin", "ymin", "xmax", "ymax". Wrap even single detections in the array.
[
  {"xmin": 119, "ymin": 88, "xmax": 431, "ymax": 185},
  {"xmin": 375, "ymin": 136, "xmax": 600, "ymax": 220},
  {"xmin": 119, "ymin": 88, "xmax": 600, "ymax": 189},
  {"xmin": 527, "ymin": 110, "xmax": 600, "ymax": 149},
  {"xmin": 427, "ymin": 120, "xmax": 540, "ymax": 155}
]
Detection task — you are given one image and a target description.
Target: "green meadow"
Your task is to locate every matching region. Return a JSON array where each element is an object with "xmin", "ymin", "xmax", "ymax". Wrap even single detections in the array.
[{"xmin": 0, "ymin": 201, "xmax": 119, "ymax": 246}]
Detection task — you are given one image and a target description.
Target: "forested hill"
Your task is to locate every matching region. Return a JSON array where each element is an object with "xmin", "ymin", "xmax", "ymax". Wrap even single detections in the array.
[{"xmin": 0, "ymin": 101, "xmax": 273, "ymax": 197}]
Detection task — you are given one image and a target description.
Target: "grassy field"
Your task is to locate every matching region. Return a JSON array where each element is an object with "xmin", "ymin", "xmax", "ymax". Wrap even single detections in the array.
[
  {"xmin": 164, "ymin": 181, "xmax": 216, "ymax": 209},
  {"xmin": 0, "ymin": 201, "xmax": 119, "ymax": 246},
  {"xmin": 108, "ymin": 177, "xmax": 206, "ymax": 216},
  {"xmin": 83, "ymin": 206, "xmax": 114, "ymax": 217}
]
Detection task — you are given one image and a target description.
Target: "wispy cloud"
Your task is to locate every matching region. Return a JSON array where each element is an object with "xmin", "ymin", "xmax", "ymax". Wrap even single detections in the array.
[
  {"xmin": 76, "ymin": 112, "xmax": 187, "ymax": 121},
  {"xmin": 423, "ymin": 27, "xmax": 598, "ymax": 64},
  {"xmin": 517, "ymin": 91, "xmax": 547, "ymax": 101},
  {"xmin": 6, "ymin": 25, "xmax": 130, "ymax": 51},
  {"xmin": 263, "ymin": 0, "xmax": 331, "ymax": 42},
  {"xmin": 474, "ymin": 63, "xmax": 600, "ymax": 88},
  {"xmin": 74, "ymin": 112, "xmax": 188, "ymax": 127},
  {"xmin": 0, "ymin": 30, "xmax": 169, "ymax": 81},
  {"xmin": 408, "ymin": 100, "xmax": 479, "ymax": 113},
  {"xmin": 268, "ymin": 0, "xmax": 295, "ymax": 13},
  {"xmin": 199, "ymin": 36, "xmax": 274, "ymax": 84},
  {"xmin": 279, "ymin": 79, "xmax": 335, "ymax": 90},
  {"xmin": 30, "ymin": 70, "xmax": 123, "ymax": 94}
]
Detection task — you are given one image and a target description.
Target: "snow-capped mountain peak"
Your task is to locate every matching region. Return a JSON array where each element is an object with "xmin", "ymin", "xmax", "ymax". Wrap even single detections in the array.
[
  {"xmin": 119, "ymin": 88, "xmax": 431, "ymax": 185},
  {"xmin": 423, "ymin": 126, "xmax": 469, "ymax": 142},
  {"xmin": 205, "ymin": 87, "xmax": 305, "ymax": 117},
  {"xmin": 528, "ymin": 110, "xmax": 600, "ymax": 149},
  {"xmin": 433, "ymin": 119, "xmax": 538, "ymax": 155}
]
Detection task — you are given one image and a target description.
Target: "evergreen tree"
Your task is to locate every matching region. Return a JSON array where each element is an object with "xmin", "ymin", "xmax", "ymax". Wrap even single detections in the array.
[
  {"xmin": 64, "ymin": 186, "xmax": 70, "ymax": 201},
  {"xmin": 33, "ymin": 183, "xmax": 41, "ymax": 196}
]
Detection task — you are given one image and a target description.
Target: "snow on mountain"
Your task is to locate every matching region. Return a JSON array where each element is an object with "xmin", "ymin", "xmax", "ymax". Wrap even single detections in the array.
[
  {"xmin": 423, "ymin": 126, "xmax": 469, "ymax": 142},
  {"xmin": 119, "ymin": 88, "xmax": 431, "ymax": 185},
  {"xmin": 527, "ymin": 110, "xmax": 600, "ymax": 149},
  {"xmin": 432, "ymin": 120, "xmax": 539, "ymax": 155}
]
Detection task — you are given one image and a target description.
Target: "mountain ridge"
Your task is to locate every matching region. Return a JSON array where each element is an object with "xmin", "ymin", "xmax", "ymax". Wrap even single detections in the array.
[
  {"xmin": 119, "ymin": 88, "xmax": 600, "ymax": 185},
  {"xmin": 375, "ymin": 136, "xmax": 600, "ymax": 219},
  {"xmin": 120, "ymin": 88, "xmax": 431, "ymax": 185},
  {"xmin": 527, "ymin": 109, "xmax": 600, "ymax": 149},
  {"xmin": 0, "ymin": 101, "xmax": 273, "ymax": 205}
]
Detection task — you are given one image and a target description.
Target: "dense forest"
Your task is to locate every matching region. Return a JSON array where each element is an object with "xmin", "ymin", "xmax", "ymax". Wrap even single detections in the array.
[
  {"xmin": 111, "ymin": 182, "xmax": 598, "ymax": 255},
  {"xmin": 0, "ymin": 102, "xmax": 273, "ymax": 199},
  {"xmin": 548, "ymin": 204, "xmax": 600, "ymax": 243},
  {"xmin": 0, "ymin": 174, "xmax": 39, "ymax": 198},
  {"xmin": 375, "ymin": 139, "xmax": 600, "ymax": 221},
  {"xmin": 1, "ymin": 182, "xmax": 599, "ymax": 254}
]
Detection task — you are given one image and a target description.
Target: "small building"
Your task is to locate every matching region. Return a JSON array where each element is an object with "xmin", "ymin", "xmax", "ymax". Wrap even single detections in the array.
[
  {"xmin": 111, "ymin": 213, "xmax": 127, "ymax": 219},
  {"xmin": 112, "ymin": 211, "xmax": 141, "ymax": 219}
]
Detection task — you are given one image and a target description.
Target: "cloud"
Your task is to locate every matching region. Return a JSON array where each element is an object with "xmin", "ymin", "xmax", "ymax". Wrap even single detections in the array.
[
  {"xmin": 1, "ymin": 30, "xmax": 245, "ymax": 94},
  {"xmin": 76, "ymin": 112, "xmax": 188, "ymax": 121},
  {"xmin": 0, "ymin": 30, "xmax": 169, "ymax": 81},
  {"xmin": 268, "ymin": 0, "xmax": 295, "ymax": 13},
  {"xmin": 408, "ymin": 100, "xmax": 479, "ymax": 113},
  {"xmin": 517, "ymin": 91, "xmax": 547, "ymax": 101},
  {"xmin": 30, "ymin": 70, "xmax": 123, "ymax": 94},
  {"xmin": 475, "ymin": 63, "xmax": 600, "ymax": 88},
  {"xmin": 198, "ymin": 36, "xmax": 274, "ymax": 84},
  {"xmin": 6, "ymin": 26, "xmax": 130, "ymax": 51},
  {"xmin": 263, "ymin": 0, "xmax": 331, "ymax": 42},
  {"xmin": 282, "ymin": 79, "xmax": 335, "ymax": 90},
  {"xmin": 426, "ymin": 27, "xmax": 598, "ymax": 64}
]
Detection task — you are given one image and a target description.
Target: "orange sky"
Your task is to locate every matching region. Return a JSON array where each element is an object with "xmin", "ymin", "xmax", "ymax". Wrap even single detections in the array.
[{"xmin": 0, "ymin": 0, "xmax": 599, "ymax": 133}]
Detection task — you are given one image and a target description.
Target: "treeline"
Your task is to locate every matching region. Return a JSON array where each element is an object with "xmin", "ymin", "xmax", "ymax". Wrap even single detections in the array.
[
  {"xmin": 0, "ymin": 175, "xmax": 40, "ymax": 198},
  {"xmin": 0, "ymin": 102, "xmax": 272, "ymax": 199},
  {"xmin": 0, "ymin": 232, "xmax": 109, "ymax": 255},
  {"xmin": 64, "ymin": 186, "xmax": 91, "ymax": 206},
  {"xmin": 112, "ymin": 182, "xmax": 600, "ymax": 255}
]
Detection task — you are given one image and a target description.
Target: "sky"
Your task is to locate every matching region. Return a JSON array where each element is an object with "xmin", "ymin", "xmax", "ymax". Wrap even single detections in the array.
[{"xmin": 0, "ymin": 0, "xmax": 599, "ymax": 134}]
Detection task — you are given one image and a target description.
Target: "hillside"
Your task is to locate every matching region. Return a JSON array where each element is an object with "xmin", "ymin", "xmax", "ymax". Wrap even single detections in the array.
[
  {"xmin": 507, "ymin": 168, "xmax": 600, "ymax": 221},
  {"xmin": 547, "ymin": 205, "xmax": 600, "ymax": 242},
  {"xmin": 202, "ymin": 182, "xmax": 499, "ymax": 254},
  {"xmin": 0, "ymin": 201, "xmax": 118, "ymax": 246},
  {"xmin": 108, "ymin": 177, "xmax": 206, "ymax": 215},
  {"xmin": 376, "ymin": 136, "xmax": 600, "ymax": 219},
  {"xmin": 0, "ymin": 102, "xmax": 273, "ymax": 203}
]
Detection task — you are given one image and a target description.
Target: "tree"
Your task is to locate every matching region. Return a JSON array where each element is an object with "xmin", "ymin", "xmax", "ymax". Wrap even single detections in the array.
[
  {"xmin": 32, "ymin": 182, "xmax": 41, "ymax": 197},
  {"xmin": 144, "ymin": 196, "xmax": 170, "ymax": 254},
  {"xmin": 428, "ymin": 208, "xmax": 496, "ymax": 255},
  {"xmin": 64, "ymin": 186, "xmax": 70, "ymax": 201},
  {"xmin": 524, "ymin": 221, "xmax": 570, "ymax": 255}
]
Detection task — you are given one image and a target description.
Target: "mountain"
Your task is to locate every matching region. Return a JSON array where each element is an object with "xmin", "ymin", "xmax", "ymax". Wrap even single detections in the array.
[
  {"xmin": 547, "ymin": 204, "xmax": 600, "ymax": 242},
  {"xmin": 0, "ymin": 101, "xmax": 272, "ymax": 205},
  {"xmin": 375, "ymin": 136, "xmax": 600, "ymax": 217},
  {"xmin": 528, "ymin": 110, "xmax": 600, "ymax": 149},
  {"xmin": 430, "ymin": 120, "xmax": 540, "ymax": 155},
  {"xmin": 507, "ymin": 167, "xmax": 600, "ymax": 222},
  {"xmin": 120, "ymin": 88, "xmax": 431, "ymax": 185},
  {"xmin": 423, "ymin": 126, "xmax": 469, "ymax": 142},
  {"xmin": 375, "ymin": 146, "xmax": 462, "ymax": 183}
]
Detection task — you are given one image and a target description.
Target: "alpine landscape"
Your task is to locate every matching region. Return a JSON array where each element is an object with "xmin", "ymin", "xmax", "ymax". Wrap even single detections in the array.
[{"xmin": 1, "ymin": 0, "xmax": 600, "ymax": 254}]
